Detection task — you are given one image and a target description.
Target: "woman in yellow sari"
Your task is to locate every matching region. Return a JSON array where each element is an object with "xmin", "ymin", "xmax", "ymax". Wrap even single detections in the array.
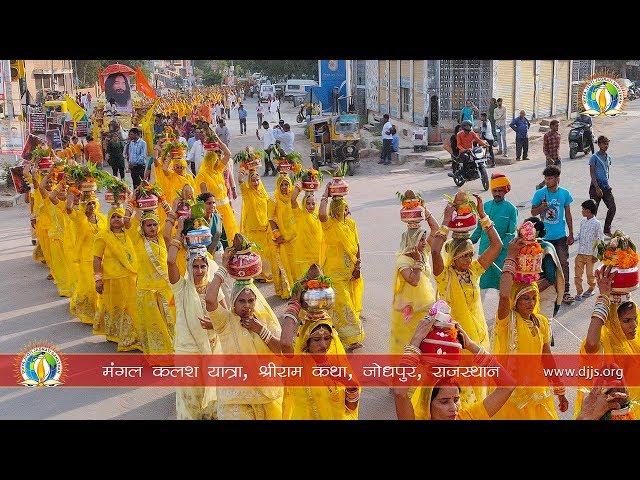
[
  {"xmin": 491, "ymin": 237, "xmax": 569, "ymax": 419},
  {"xmin": 395, "ymin": 316, "xmax": 516, "ymax": 420},
  {"xmin": 431, "ymin": 195, "xmax": 502, "ymax": 405},
  {"xmin": 195, "ymin": 140, "xmax": 239, "ymax": 241},
  {"xmin": 390, "ymin": 217, "xmax": 439, "ymax": 354},
  {"xmin": 31, "ymin": 171, "xmax": 53, "ymax": 273},
  {"xmin": 574, "ymin": 266, "xmax": 640, "ymax": 418},
  {"xmin": 280, "ymin": 265, "xmax": 360, "ymax": 420},
  {"xmin": 68, "ymin": 192, "xmax": 106, "ymax": 325},
  {"xmin": 128, "ymin": 209, "xmax": 175, "ymax": 354},
  {"xmin": 39, "ymin": 171, "xmax": 73, "ymax": 297},
  {"xmin": 238, "ymin": 169, "xmax": 273, "ymax": 282},
  {"xmin": 167, "ymin": 222, "xmax": 222, "ymax": 420},
  {"xmin": 318, "ymin": 190, "xmax": 364, "ymax": 351},
  {"xmin": 93, "ymin": 206, "xmax": 141, "ymax": 351},
  {"xmin": 290, "ymin": 184, "xmax": 323, "ymax": 281},
  {"xmin": 163, "ymin": 184, "xmax": 196, "ymax": 279},
  {"xmin": 202, "ymin": 249, "xmax": 284, "ymax": 420},
  {"xmin": 268, "ymin": 175, "xmax": 297, "ymax": 299}
]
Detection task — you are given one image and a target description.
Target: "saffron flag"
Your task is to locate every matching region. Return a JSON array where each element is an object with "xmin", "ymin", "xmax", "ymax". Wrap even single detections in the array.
[
  {"xmin": 140, "ymin": 99, "xmax": 159, "ymax": 155},
  {"xmin": 135, "ymin": 67, "xmax": 157, "ymax": 99},
  {"xmin": 64, "ymin": 94, "xmax": 87, "ymax": 123}
]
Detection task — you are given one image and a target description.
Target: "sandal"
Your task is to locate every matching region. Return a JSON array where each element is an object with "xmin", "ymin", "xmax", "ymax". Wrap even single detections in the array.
[{"xmin": 563, "ymin": 293, "xmax": 575, "ymax": 305}]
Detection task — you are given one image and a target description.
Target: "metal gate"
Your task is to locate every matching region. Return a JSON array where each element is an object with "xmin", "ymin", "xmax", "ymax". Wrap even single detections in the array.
[
  {"xmin": 439, "ymin": 60, "xmax": 491, "ymax": 121},
  {"xmin": 571, "ymin": 60, "xmax": 595, "ymax": 114}
]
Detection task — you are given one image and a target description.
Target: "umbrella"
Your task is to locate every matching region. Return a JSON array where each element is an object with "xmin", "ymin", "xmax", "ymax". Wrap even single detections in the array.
[{"xmin": 99, "ymin": 64, "xmax": 136, "ymax": 91}]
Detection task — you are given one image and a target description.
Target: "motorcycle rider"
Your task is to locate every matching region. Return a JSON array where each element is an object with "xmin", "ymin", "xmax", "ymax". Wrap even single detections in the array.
[
  {"xmin": 449, "ymin": 120, "xmax": 488, "ymax": 178},
  {"xmin": 576, "ymin": 112, "xmax": 594, "ymax": 154}
]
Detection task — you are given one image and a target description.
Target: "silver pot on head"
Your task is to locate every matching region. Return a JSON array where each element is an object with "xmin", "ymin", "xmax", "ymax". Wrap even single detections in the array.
[{"xmin": 302, "ymin": 287, "xmax": 335, "ymax": 312}]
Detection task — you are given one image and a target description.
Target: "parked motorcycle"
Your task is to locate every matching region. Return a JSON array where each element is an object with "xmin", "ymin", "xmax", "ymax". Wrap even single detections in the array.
[
  {"xmin": 447, "ymin": 145, "xmax": 490, "ymax": 191},
  {"xmin": 568, "ymin": 117, "xmax": 594, "ymax": 159}
]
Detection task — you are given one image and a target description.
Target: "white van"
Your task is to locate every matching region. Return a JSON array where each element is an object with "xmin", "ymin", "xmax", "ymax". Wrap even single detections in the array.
[
  {"xmin": 285, "ymin": 79, "xmax": 318, "ymax": 100},
  {"xmin": 259, "ymin": 83, "xmax": 275, "ymax": 102}
]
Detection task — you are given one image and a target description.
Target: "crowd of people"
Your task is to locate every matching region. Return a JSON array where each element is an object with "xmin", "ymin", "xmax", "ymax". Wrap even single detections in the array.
[{"xmin": 21, "ymin": 85, "xmax": 637, "ymax": 421}]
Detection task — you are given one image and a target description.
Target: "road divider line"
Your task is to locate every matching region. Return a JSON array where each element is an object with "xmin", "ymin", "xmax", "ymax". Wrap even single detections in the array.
[{"xmin": 0, "ymin": 299, "xmax": 69, "ymax": 322}]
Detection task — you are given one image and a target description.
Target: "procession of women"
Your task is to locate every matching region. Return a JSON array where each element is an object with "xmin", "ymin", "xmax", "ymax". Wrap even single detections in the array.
[{"xmin": 22, "ymin": 86, "xmax": 639, "ymax": 421}]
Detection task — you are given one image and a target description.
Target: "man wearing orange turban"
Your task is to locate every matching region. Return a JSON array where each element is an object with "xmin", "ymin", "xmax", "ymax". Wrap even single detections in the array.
[{"xmin": 471, "ymin": 172, "xmax": 518, "ymax": 292}]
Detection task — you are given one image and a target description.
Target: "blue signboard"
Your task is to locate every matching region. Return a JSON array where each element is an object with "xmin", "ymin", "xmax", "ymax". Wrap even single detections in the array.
[{"xmin": 309, "ymin": 60, "xmax": 348, "ymax": 114}]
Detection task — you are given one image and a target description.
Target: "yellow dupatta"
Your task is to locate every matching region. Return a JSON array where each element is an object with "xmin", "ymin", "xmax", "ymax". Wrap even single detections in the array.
[
  {"xmin": 95, "ymin": 208, "xmax": 138, "ymax": 275},
  {"xmin": 240, "ymin": 177, "xmax": 269, "ymax": 233},
  {"xmin": 195, "ymin": 150, "xmax": 227, "ymax": 198},
  {"xmin": 268, "ymin": 176, "xmax": 296, "ymax": 241},
  {"xmin": 71, "ymin": 206, "xmax": 107, "ymax": 264},
  {"xmin": 575, "ymin": 300, "xmax": 640, "ymax": 417},
  {"xmin": 283, "ymin": 315, "xmax": 358, "ymax": 420}
]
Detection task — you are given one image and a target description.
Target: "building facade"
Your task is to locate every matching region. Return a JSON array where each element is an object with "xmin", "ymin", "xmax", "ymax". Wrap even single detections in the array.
[
  {"xmin": 152, "ymin": 60, "xmax": 194, "ymax": 92},
  {"xmin": 363, "ymin": 60, "xmax": 597, "ymax": 130}
]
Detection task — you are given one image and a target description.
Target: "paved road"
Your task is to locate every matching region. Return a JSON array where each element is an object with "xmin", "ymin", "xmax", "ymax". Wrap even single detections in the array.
[{"xmin": 2, "ymin": 98, "xmax": 640, "ymax": 419}]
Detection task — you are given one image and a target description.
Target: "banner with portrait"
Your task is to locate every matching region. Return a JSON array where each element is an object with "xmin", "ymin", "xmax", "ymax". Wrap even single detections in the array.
[{"xmin": 104, "ymin": 73, "xmax": 133, "ymax": 114}]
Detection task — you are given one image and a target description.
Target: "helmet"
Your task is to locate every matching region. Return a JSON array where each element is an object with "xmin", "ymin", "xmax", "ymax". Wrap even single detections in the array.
[{"xmin": 461, "ymin": 120, "xmax": 472, "ymax": 131}]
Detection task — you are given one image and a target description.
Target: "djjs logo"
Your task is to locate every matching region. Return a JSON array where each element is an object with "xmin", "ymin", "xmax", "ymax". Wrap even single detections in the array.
[
  {"xmin": 15, "ymin": 343, "xmax": 65, "ymax": 387},
  {"xmin": 581, "ymin": 75, "xmax": 625, "ymax": 117}
]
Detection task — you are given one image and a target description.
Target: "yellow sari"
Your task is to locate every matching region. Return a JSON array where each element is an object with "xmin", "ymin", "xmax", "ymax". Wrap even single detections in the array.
[
  {"xmin": 171, "ymin": 249, "xmax": 221, "ymax": 420},
  {"xmin": 47, "ymin": 199, "xmax": 73, "ymax": 297},
  {"xmin": 292, "ymin": 197, "xmax": 323, "ymax": 281},
  {"xmin": 207, "ymin": 281, "xmax": 283, "ymax": 420},
  {"xmin": 195, "ymin": 150, "xmax": 239, "ymax": 241},
  {"xmin": 283, "ymin": 316, "xmax": 359, "ymax": 420},
  {"xmin": 69, "ymin": 207, "xmax": 106, "ymax": 325},
  {"xmin": 239, "ymin": 178, "xmax": 273, "ymax": 282},
  {"xmin": 130, "ymin": 216, "xmax": 175, "ymax": 355},
  {"xmin": 390, "ymin": 228, "xmax": 436, "ymax": 354},
  {"xmin": 93, "ymin": 209, "xmax": 141, "ymax": 351},
  {"xmin": 267, "ymin": 176, "xmax": 297, "ymax": 299},
  {"xmin": 412, "ymin": 384, "xmax": 490, "ymax": 420},
  {"xmin": 320, "ymin": 209, "xmax": 364, "ymax": 348},
  {"xmin": 491, "ymin": 282, "xmax": 558, "ymax": 420},
  {"xmin": 574, "ymin": 300, "xmax": 640, "ymax": 418},
  {"xmin": 33, "ymin": 186, "xmax": 52, "ymax": 267}
]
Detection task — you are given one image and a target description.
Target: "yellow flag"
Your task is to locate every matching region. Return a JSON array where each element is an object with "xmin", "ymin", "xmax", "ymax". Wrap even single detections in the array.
[
  {"xmin": 141, "ymin": 99, "xmax": 159, "ymax": 155},
  {"xmin": 64, "ymin": 94, "xmax": 87, "ymax": 123}
]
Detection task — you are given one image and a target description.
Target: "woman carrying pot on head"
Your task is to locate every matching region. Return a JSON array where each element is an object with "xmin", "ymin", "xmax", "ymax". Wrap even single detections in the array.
[
  {"xmin": 238, "ymin": 169, "xmax": 274, "ymax": 283},
  {"xmin": 290, "ymin": 182, "xmax": 323, "ymax": 281},
  {"xmin": 491, "ymin": 236, "xmax": 569, "ymax": 420},
  {"xmin": 575, "ymin": 266, "xmax": 640, "ymax": 418},
  {"xmin": 319, "ymin": 185, "xmax": 365, "ymax": 352},
  {"xmin": 268, "ymin": 174, "xmax": 297, "ymax": 299},
  {"xmin": 125, "ymin": 205, "xmax": 175, "ymax": 355},
  {"xmin": 66, "ymin": 191, "xmax": 106, "ymax": 325},
  {"xmin": 38, "ymin": 169, "xmax": 74, "ymax": 297},
  {"xmin": 319, "ymin": 187, "xmax": 365, "ymax": 352},
  {"xmin": 395, "ymin": 317, "xmax": 516, "ymax": 420},
  {"xmin": 93, "ymin": 205, "xmax": 141, "ymax": 351},
  {"xmin": 280, "ymin": 264, "xmax": 360, "ymax": 420},
  {"xmin": 390, "ymin": 198, "xmax": 440, "ymax": 354},
  {"xmin": 431, "ymin": 193, "xmax": 502, "ymax": 405},
  {"xmin": 167, "ymin": 217, "xmax": 223, "ymax": 420},
  {"xmin": 200, "ymin": 243, "xmax": 284, "ymax": 420},
  {"xmin": 195, "ymin": 138, "xmax": 239, "ymax": 242},
  {"xmin": 163, "ymin": 184, "xmax": 197, "ymax": 279}
]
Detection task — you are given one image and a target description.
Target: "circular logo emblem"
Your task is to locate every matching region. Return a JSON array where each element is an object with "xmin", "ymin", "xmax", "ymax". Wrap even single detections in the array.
[
  {"xmin": 328, "ymin": 60, "xmax": 339, "ymax": 72},
  {"xmin": 581, "ymin": 76, "xmax": 625, "ymax": 116},
  {"xmin": 18, "ymin": 344, "xmax": 64, "ymax": 387}
]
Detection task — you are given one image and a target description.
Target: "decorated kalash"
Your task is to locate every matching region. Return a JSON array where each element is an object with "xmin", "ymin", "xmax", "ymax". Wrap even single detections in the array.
[
  {"xmin": 443, "ymin": 190, "xmax": 479, "ymax": 239},
  {"xmin": 397, "ymin": 190, "xmax": 425, "ymax": 229}
]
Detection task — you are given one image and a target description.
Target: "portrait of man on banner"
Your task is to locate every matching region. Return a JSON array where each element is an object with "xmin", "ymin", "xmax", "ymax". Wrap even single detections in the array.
[{"xmin": 104, "ymin": 73, "xmax": 133, "ymax": 113}]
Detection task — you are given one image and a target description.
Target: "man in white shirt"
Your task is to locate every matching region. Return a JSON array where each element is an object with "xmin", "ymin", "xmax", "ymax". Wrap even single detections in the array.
[
  {"xmin": 494, "ymin": 98, "xmax": 507, "ymax": 156},
  {"xmin": 187, "ymin": 130, "xmax": 205, "ymax": 175},
  {"xmin": 269, "ymin": 97, "xmax": 280, "ymax": 123},
  {"xmin": 256, "ymin": 120, "xmax": 277, "ymax": 176},
  {"xmin": 274, "ymin": 123, "xmax": 295, "ymax": 154},
  {"xmin": 379, "ymin": 114, "xmax": 393, "ymax": 165},
  {"xmin": 215, "ymin": 119, "xmax": 230, "ymax": 147},
  {"xmin": 480, "ymin": 112, "xmax": 495, "ymax": 165}
]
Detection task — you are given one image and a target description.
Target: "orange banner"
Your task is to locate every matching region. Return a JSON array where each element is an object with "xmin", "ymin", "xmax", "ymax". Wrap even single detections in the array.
[{"xmin": 135, "ymin": 66, "xmax": 157, "ymax": 99}]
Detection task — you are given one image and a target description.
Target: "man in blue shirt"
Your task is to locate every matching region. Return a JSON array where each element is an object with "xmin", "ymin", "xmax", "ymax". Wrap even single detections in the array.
[
  {"xmin": 509, "ymin": 110, "xmax": 531, "ymax": 160},
  {"xmin": 238, "ymin": 103, "xmax": 248, "ymax": 135},
  {"xmin": 127, "ymin": 127, "xmax": 147, "ymax": 189},
  {"xmin": 589, "ymin": 135, "xmax": 616, "ymax": 236},
  {"xmin": 531, "ymin": 165, "xmax": 575, "ymax": 304},
  {"xmin": 459, "ymin": 99, "xmax": 478, "ymax": 126}
]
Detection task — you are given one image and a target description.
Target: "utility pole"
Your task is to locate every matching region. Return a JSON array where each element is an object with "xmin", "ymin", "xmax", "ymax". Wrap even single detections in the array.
[{"xmin": 3, "ymin": 60, "xmax": 14, "ymax": 118}]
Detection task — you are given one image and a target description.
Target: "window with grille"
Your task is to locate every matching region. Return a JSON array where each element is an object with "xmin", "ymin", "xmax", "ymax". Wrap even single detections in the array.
[{"xmin": 401, "ymin": 87, "xmax": 410, "ymax": 113}]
